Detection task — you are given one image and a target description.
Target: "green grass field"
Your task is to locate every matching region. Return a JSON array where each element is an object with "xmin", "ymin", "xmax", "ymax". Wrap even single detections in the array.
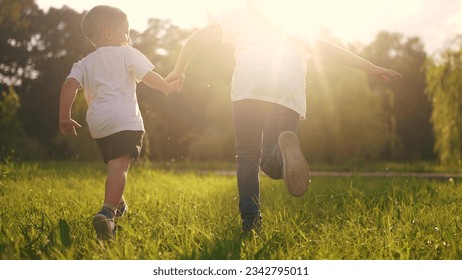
[{"xmin": 1, "ymin": 161, "xmax": 461, "ymax": 260}]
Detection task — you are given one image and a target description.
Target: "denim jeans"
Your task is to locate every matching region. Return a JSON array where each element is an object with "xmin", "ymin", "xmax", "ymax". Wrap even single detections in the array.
[{"xmin": 232, "ymin": 99, "xmax": 300, "ymax": 228}]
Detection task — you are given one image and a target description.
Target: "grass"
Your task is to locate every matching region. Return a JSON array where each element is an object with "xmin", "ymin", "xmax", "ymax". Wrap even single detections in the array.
[{"xmin": 0, "ymin": 160, "xmax": 461, "ymax": 260}]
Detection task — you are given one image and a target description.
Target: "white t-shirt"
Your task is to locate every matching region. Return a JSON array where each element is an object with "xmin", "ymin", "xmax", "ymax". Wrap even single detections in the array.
[
  {"xmin": 67, "ymin": 46, "xmax": 154, "ymax": 139},
  {"xmin": 214, "ymin": 7, "xmax": 310, "ymax": 117}
]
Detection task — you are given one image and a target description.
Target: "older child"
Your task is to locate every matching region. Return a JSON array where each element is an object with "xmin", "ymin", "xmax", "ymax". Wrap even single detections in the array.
[
  {"xmin": 59, "ymin": 5, "xmax": 178, "ymax": 240},
  {"xmin": 166, "ymin": 0, "xmax": 402, "ymax": 233}
]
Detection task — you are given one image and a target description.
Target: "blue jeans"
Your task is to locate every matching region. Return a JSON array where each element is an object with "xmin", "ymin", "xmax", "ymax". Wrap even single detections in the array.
[{"xmin": 232, "ymin": 99, "xmax": 300, "ymax": 228}]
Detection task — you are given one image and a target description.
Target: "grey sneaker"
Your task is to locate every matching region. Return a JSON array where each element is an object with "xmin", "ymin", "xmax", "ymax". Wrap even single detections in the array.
[
  {"xmin": 115, "ymin": 201, "xmax": 128, "ymax": 217},
  {"xmin": 278, "ymin": 131, "xmax": 310, "ymax": 197},
  {"xmin": 93, "ymin": 213, "xmax": 115, "ymax": 241}
]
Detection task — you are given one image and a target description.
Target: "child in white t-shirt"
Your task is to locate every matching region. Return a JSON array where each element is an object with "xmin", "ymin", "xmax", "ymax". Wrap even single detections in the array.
[
  {"xmin": 166, "ymin": 0, "xmax": 402, "ymax": 234},
  {"xmin": 59, "ymin": 5, "xmax": 178, "ymax": 240}
]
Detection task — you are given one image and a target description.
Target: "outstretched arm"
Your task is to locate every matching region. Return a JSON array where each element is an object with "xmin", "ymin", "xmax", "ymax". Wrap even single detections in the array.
[
  {"xmin": 166, "ymin": 22, "xmax": 222, "ymax": 90},
  {"xmin": 310, "ymin": 39, "xmax": 403, "ymax": 81},
  {"xmin": 59, "ymin": 78, "xmax": 82, "ymax": 136}
]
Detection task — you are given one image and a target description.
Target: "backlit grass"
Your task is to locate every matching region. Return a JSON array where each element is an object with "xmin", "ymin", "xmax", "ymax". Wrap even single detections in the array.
[{"xmin": 1, "ymin": 161, "xmax": 461, "ymax": 260}]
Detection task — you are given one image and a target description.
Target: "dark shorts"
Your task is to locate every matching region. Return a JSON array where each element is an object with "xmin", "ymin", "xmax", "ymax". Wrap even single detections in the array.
[{"xmin": 95, "ymin": 130, "xmax": 144, "ymax": 164}]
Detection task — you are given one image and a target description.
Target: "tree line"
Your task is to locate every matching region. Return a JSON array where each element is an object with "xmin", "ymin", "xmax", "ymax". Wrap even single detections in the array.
[{"xmin": 1, "ymin": 0, "xmax": 461, "ymax": 165}]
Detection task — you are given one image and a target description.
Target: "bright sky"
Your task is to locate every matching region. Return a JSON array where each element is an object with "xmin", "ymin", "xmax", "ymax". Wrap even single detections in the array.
[{"xmin": 36, "ymin": 0, "xmax": 462, "ymax": 55}]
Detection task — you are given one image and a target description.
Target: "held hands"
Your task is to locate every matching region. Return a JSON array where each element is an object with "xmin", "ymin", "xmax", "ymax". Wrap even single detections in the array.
[
  {"xmin": 369, "ymin": 66, "xmax": 403, "ymax": 82},
  {"xmin": 165, "ymin": 69, "xmax": 186, "ymax": 92},
  {"xmin": 59, "ymin": 118, "xmax": 82, "ymax": 136},
  {"xmin": 164, "ymin": 79, "xmax": 182, "ymax": 96}
]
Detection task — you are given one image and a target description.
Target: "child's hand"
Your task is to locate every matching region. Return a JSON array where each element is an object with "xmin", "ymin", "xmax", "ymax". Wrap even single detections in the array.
[
  {"xmin": 164, "ymin": 79, "xmax": 181, "ymax": 96},
  {"xmin": 59, "ymin": 118, "xmax": 82, "ymax": 136},
  {"xmin": 166, "ymin": 69, "xmax": 185, "ymax": 92},
  {"xmin": 370, "ymin": 66, "xmax": 403, "ymax": 82}
]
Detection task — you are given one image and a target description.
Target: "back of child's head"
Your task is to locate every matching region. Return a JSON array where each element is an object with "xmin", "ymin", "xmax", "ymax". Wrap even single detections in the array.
[{"xmin": 81, "ymin": 5, "xmax": 127, "ymax": 45}]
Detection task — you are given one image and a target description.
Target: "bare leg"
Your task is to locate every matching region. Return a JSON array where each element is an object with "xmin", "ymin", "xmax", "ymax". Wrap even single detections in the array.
[
  {"xmin": 93, "ymin": 155, "xmax": 133, "ymax": 240},
  {"xmin": 104, "ymin": 154, "xmax": 133, "ymax": 208}
]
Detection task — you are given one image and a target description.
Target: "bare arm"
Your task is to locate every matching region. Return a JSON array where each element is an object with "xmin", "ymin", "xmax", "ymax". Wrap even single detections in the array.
[
  {"xmin": 310, "ymin": 39, "xmax": 402, "ymax": 81},
  {"xmin": 166, "ymin": 22, "xmax": 222, "ymax": 90},
  {"xmin": 59, "ymin": 78, "xmax": 82, "ymax": 135},
  {"xmin": 141, "ymin": 71, "xmax": 178, "ymax": 95}
]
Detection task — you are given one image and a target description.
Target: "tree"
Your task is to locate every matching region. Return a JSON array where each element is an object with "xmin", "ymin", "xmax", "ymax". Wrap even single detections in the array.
[
  {"xmin": 361, "ymin": 32, "xmax": 433, "ymax": 160},
  {"xmin": 0, "ymin": 0, "xmax": 42, "ymax": 86},
  {"xmin": 179, "ymin": 42, "xmax": 235, "ymax": 161},
  {"xmin": 301, "ymin": 49, "xmax": 390, "ymax": 163},
  {"xmin": 19, "ymin": 6, "xmax": 93, "ymax": 148},
  {"xmin": 132, "ymin": 19, "xmax": 200, "ymax": 161},
  {"xmin": 1, "ymin": 2, "xmax": 436, "ymax": 163},
  {"xmin": 1, "ymin": 1, "xmax": 94, "ymax": 158},
  {"xmin": 133, "ymin": 21, "xmax": 236, "ymax": 161},
  {"xmin": 0, "ymin": 86, "xmax": 46, "ymax": 160},
  {"xmin": 425, "ymin": 39, "xmax": 462, "ymax": 165},
  {"xmin": 0, "ymin": 86, "xmax": 23, "ymax": 158}
]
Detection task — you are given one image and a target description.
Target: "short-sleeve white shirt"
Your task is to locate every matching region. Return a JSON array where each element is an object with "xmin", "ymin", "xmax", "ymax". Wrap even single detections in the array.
[
  {"xmin": 67, "ymin": 46, "xmax": 154, "ymax": 139},
  {"xmin": 214, "ymin": 7, "xmax": 310, "ymax": 117}
]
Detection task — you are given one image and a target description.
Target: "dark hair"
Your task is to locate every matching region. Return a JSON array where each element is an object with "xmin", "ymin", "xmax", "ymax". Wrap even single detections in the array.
[{"xmin": 81, "ymin": 5, "xmax": 127, "ymax": 44}]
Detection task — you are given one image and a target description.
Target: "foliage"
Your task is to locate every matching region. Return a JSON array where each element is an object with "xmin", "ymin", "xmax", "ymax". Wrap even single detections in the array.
[
  {"xmin": 361, "ymin": 32, "xmax": 433, "ymax": 160},
  {"xmin": 1, "ymin": 162, "xmax": 461, "ymax": 260},
  {"xmin": 0, "ymin": 86, "xmax": 47, "ymax": 160},
  {"xmin": 0, "ymin": 87, "xmax": 22, "ymax": 157},
  {"xmin": 1, "ymin": 1, "xmax": 95, "ymax": 155},
  {"xmin": 136, "ymin": 38, "xmax": 236, "ymax": 161},
  {"xmin": 0, "ymin": 2, "xmax": 439, "ymax": 163},
  {"xmin": 0, "ymin": 0, "xmax": 42, "ymax": 85},
  {"xmin": 425, "ymin": 39, "xmax": 462, "ymax": 166},
  {"xmin": 302, "ymin": 56, "xmax": 390, "ymax": 163}
]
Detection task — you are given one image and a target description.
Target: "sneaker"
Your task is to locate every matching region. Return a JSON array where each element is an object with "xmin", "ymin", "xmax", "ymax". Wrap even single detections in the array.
[
  {"xmin": 242, "ymin": 219, "xmax": 262, "ymax": 237},
  {"xmin": 241, "ymin": 213, "xmax": 262, "ymax": 237},
  {"xmin": 93, "ymin": 213, "xmax": 115, "ymax": 241},
  {"xmin": 241, "ymin": 227, "xmax": 260, "ymax": 239},
  {"xmin": 115, "ymin": 201, "xmax": 128, "ymax": 217},
  {"xmin": 278, "ymin": 131, "xmax": 310, "ymax": 197}
]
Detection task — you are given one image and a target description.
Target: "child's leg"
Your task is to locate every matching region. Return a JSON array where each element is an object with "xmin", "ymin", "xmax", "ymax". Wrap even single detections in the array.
[
  {"xmin": 92, "ymin": 154, "xmax": 132, "ymax": 240},
  {"xmin": 93, "ymin": 131, "xmax": 143, "ymax": 240},
  {"xmin": 104, "ymin": 154, "xmax": 133, "ymax": 211},
  {"xmin": 260, "ymin": 103, "xmax": 300, "ymax": 179},
  {"xmin": 95, "ymin": 131, "xmax": 144, "ymax": 215},
  {"xmin": 232, "ymin": 100, "xmax": 266, "ymax": 231},
  {"xmin": 259, "ymin": 104, "xmax": 310, "ymax": 197}
]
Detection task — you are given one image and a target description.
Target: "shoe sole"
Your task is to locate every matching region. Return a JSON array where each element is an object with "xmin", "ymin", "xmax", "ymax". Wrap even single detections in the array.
[
  {"xmin": 278, "ymin": 131, "xmax": 310, "ymax": 197},
  {"xmin": 93, "ymin": 214, "xmax": 114, "ymax": 241}
]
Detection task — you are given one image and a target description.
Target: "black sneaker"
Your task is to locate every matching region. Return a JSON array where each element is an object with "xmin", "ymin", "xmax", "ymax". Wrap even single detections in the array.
[
  {"xmin": 241, "ymin": 216, "xmax": 262, "ymax": 237},
  {"xmin": 278, "ymin": 131, "xmax": 310, "ymax": 197}
]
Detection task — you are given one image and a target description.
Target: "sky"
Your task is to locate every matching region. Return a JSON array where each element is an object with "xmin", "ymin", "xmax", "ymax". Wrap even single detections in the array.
[{"xmin": 35, "ymin": 0, "xmax": 462, "ymax": 55}]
